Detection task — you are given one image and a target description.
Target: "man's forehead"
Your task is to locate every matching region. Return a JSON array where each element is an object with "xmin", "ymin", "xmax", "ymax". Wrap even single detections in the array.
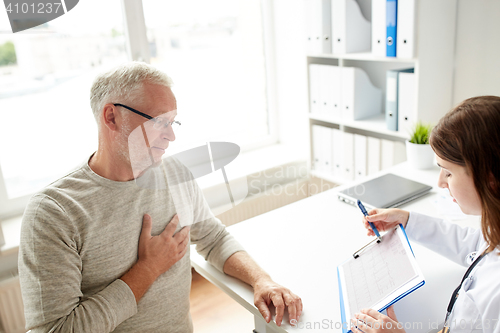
[
  {"xmin": 142, "ymin": 84, "xmax": 177, "ymax": 117},
  {"xmin": 143, "ymin": 82, "xmax": 175, "ymax": 98}
]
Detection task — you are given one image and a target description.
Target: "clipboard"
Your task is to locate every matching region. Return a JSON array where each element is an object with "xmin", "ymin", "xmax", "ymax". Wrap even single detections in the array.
[{"xmin": 337, "ymin": 225, "xmax": 425, "ymax": 333}]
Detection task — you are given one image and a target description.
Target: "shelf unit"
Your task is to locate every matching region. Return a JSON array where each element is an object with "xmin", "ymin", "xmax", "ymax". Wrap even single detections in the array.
[
  {"xmin": 307, "ymin": 52, "xmax": 417, "ymax": 63},
  {"xmin": 308, "ymin": 0, "xmax": 458, "ymax": 183},
  {"xmin": 309, "ymin": 111, "xmax": 409, "ymax": 142}
]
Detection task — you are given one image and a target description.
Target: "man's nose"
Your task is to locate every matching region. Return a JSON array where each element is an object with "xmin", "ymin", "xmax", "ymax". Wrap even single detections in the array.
[{"xmin": 161, "ymin": 125, "xmax": 175, "ymax": 141}]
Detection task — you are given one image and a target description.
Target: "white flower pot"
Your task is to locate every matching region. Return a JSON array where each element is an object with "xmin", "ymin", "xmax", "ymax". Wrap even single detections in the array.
[{"xmin": 406, "ymin": 141, "xmax": 435, "ymax": 169}]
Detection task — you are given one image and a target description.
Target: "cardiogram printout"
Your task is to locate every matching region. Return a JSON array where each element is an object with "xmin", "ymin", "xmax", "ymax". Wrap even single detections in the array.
[{"xmin": 338, "ymin": 225, "xmax": 425, "ymax": 323}]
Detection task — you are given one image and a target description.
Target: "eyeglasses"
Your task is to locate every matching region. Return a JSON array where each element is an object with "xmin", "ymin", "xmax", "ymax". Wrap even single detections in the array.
[{"xmin": 113, "ymin": 103, "xmax": 181, "ymax": 131}]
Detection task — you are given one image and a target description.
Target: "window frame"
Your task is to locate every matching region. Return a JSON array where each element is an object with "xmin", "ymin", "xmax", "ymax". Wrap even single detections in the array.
[
  {"xmin": 0, "ymin": 0, "xmax": 278, "ymax": 219},
  {"xmin": 0, "ymin": 165, "xmax": 30, "ymax": 219}
]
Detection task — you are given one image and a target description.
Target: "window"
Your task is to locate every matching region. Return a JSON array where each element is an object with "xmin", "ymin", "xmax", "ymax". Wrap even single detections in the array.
[
  {"xmin": 141, "ymin": 0, "xmax": 272, "ymax": 153},
  {"xmin": 0, "ymin": 0, "xmax": 274, "ymax": 217},
  {"xmin": 0, "ymin": 0, "xmax": 128, "ymax": 216}
]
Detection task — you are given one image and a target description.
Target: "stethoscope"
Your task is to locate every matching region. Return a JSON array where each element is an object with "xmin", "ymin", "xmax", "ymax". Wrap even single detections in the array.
[{"xmin": 442, "ymin": 249, "xmax": 489, "ymax": 333}]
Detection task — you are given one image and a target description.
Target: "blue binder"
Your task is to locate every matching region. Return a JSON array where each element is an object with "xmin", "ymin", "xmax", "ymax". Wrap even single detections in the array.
[
  {"xmin": 386, "ymin": 68, "xmax": 414, "ymax": 131},
  {"xmin": 337, "ymin": 224, "xmax": 425, "ymax": 333},
  {"xmin": 386, "ymin": 0, "xmax": 398, "ymax": 57}
]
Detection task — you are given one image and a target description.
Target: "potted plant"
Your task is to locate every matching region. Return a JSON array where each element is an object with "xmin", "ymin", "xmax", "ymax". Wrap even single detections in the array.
[{"xmin": 406, "ymin": 122, "xmax": 434, "ymax": 169}]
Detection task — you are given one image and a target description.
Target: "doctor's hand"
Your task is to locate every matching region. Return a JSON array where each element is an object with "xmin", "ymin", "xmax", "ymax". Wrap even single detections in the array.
[
  {"xmin": 253, "ymin": 278, "xmax": 303, "ymax": 327},
  {"xmin": 362, "ymin": 208, "xmax": 410, "ymax": 237},
  {"xmin": 351, "ymin": 306, "xmax": 406, "ymax": 333}
]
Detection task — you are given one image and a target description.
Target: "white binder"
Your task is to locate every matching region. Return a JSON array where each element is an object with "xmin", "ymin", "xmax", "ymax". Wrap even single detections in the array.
[
  {"xmin": 320, "ymin": 0, "xmax": 333, "ymax": 54},
  {"xmin": 320, "ymin": 65, "xmax": 342, "ymax": 118},
  {"xmin": 331, "ymin": 0, "xmax": 371, "ymax": 54},
  {"xmin": 398, "ymin": 71, "xmax": 416, "ymax": 136},
  {"xmin": 371, "ymin": 0, "xmax": 386, "ymax": 57},
  {"xmin": 354, "ymin": 134, "xmax": 368, "ymax": 180},
  {"xmin": 367, "ymin": 136, "xmax": 381, "ymax": 175},
  {"xmin": 322, "ymin": 127, "xmax": 333, "ymax": 174},
  {"xmin": 319, "ymin": 65, "xmax": 332, "ymax": 115},
  {"xmin": 309, "ymin": 64, "xmax": 322, "ymax": 115},
  {"xmin": 343, "ymin": 132, "xmax": 354, "ymax": 180},
  {"xmin": 312, "ymin": 125, "xmax": 324, "ymax": 172},
  {"xmin": 341, "ymin": 66, "xmax": 383, "ymax": 121},
  {"xmin": 305, "ymin": 0, "xmax": 322, "ymax": 54},
  {"xmin": 332, "ymin": 128, "xmax": 343, "ymax": 178},
  {"xmin": 397, "ymin": 0, "xmax": 416, "ymax": 58}
]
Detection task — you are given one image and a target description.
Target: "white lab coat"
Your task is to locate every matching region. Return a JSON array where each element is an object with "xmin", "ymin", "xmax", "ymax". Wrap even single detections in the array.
[{"xmin": 406, "ymin": 212, "xmax": 500, "ymax": 333}]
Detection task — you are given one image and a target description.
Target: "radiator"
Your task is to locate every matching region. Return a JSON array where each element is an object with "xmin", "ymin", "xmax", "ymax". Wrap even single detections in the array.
[
  {"xmin": 217, "ymin": 177, "xmax": 337, "ymax": 226},
  {"xmin": 0, "ymin": 274, "xmax": 25, "ymax": 333}
]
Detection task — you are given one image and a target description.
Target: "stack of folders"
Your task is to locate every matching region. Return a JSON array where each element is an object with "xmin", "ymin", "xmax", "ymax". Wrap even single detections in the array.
[
  {"xmin": 304, "ymin": 0, "xmax": 371, "ymax": 55},
  {"xmin": 309, "ymin": 64, "xmax": 382, "ymax": 121},
  {"xmin": 372, "ymin": 0, "xmax": 416, "ymax": 58},
  {"xmin": 311, "ymin": 126, "xmax": 406, "ymax": 181},
  {"xmin": 304, "ymin": 0, "xmax": 415, "ymax": 57},
  {"xmin": 305, "ymin": 0, "xmax": 332, "ymax": 54},
  {"xmin": 385, "ymin": 68, "xmax": 415, "ymax": 133}
]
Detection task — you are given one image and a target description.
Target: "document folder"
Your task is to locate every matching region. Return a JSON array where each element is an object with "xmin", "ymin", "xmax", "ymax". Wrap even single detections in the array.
[
  {"xmin": 371, "ymin": 0, "xmax": 386, "ymax": 57},
  {"xmin": 398, "ymin": 71, "xmax": 416, "ymax": 135},
  {"xmin": 386, "ymin": 0, "xmax": 397, "ymax": 57},
  {"xmin": 309, "ymin": 64, "xmax": 322, "ymax": 115},
  {"xmin": 396, "ymin": 0, "xmax": 415, "ymax": 58},
  {"xmin": 337, "ymin": 225, "xmax": 425, "ymax": 333},
  {"xmin": 385, "ymin": 68, "xmax": 414, "ymax": 131}
]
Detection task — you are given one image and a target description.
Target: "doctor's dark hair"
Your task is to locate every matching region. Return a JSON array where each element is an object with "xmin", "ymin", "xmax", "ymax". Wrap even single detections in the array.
[{"xmin": 430, "ymin": 96, "xmax": 500, "ymax": 252}]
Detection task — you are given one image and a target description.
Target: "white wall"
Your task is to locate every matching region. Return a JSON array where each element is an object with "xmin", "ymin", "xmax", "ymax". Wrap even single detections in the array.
[{"xmin": 452, "ymin": 0, "xmax": 500, "ymax": 105}]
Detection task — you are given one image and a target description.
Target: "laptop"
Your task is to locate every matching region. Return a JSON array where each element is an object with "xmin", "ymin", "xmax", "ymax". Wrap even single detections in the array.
[{"xmin": 337, "ymin": 173, "xmax": 432, "ymax": 209}]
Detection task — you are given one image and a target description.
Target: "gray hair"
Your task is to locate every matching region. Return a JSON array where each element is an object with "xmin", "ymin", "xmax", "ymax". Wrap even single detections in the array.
[{"xmin": 90, "ymin": 61, "xmax": 173, "ymax": 123}]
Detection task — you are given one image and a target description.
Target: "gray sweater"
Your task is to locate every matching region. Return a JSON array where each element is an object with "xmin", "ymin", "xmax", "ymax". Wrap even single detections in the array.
[{"xmin": 18, "ymin": 156, "xmax": 245, "ymax": 332}]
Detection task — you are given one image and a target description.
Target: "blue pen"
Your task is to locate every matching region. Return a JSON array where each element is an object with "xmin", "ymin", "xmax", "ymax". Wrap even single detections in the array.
[{"xmin": 357, "ymin": 200, "xmax": 382, "ymax": 243}]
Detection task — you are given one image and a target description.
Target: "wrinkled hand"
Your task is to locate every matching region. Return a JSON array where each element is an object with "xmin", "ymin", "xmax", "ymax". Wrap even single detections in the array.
[
  {"xmin": 253, "ymin": 279, "xmax": 303, "ymax": 327},
  {"xmin": 351, "ymin": 306, "xmax": 406, "ymax": 333},
  {"xmin": 137, "ymin": 214, "xmax": 190, "ymax": 279},
  {"xmin": 362, "ymin": 208, "xmax": 410, "ymax": 237}
]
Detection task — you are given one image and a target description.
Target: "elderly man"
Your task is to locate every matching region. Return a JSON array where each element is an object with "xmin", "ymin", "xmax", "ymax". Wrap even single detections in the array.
[{"xmin": 18, "ymin": 62, "xmax": 302, "ymax": 332}]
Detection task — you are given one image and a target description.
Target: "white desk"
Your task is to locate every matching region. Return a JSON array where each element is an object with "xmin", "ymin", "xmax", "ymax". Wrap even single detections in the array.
[{"xmin": 190, "ymin": 163, "xmax": 481, "ymax": 333}]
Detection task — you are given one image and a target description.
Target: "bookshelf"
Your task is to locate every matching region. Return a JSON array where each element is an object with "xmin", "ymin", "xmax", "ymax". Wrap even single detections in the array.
[{"xmin": 308, "ymin": 0, "xmax": 458, "ymax": 183}]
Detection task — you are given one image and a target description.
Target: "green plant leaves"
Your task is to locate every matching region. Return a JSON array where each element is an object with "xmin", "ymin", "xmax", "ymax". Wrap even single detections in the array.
[{"xmin": 409, "ymin": 122, "xmax": 432, "ymax": 144}]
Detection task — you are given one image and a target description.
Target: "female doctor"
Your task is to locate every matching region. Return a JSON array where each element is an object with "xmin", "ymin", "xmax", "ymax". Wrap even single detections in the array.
[{"xmin": 354, "ymin": 96, "xmax": 500, "ymax": 333}]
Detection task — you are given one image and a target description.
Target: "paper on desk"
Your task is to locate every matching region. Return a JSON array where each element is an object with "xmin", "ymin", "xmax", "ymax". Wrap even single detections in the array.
[{"xmin": 431, "ymin": 188, "xmax": 467, "ymax": 220}]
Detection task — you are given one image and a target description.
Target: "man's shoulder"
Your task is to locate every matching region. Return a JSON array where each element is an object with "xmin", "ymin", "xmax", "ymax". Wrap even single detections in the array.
[
  {"xmin": 41, "ymin": 163, "xmax": 92, "ymax": 193},
  {"xmin": 27, "ymin": 163, "xmax": 95, "ymax": 212}
]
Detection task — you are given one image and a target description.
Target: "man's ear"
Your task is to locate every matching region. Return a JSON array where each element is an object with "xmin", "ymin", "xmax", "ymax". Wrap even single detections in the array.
[{"xmin": 102, "ymin": 104, "xmax": 119, "ymax": 131}]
